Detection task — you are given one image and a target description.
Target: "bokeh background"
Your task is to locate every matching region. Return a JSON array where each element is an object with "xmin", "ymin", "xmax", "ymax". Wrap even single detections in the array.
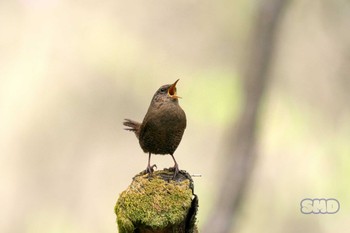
[{"xmin": 1, "ymin": 0, "xmax": 349, "ymax": 232}]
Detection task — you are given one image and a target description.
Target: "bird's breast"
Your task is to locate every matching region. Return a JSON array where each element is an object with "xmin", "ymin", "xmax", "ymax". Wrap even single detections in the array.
[{"xmin": 139, "ymin": 104, "xmax": 186, "ymax": 155}]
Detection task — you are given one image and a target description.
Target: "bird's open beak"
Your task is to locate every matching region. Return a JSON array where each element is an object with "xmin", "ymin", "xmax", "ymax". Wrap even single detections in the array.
[{"xmin": 168, "ymin": 79, "xmax": 181, "ymax": 99}]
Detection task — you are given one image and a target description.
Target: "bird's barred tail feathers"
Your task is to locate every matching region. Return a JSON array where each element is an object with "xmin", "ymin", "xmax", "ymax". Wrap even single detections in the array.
[{"xmin": 123, "ymin": 119, "xmax": 141, "ymax": 139}]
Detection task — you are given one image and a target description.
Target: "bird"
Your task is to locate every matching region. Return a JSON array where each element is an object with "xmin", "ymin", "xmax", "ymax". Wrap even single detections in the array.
[{"xmin": 123, "ymin": 79, "xmax": 187, "ymax": 178}]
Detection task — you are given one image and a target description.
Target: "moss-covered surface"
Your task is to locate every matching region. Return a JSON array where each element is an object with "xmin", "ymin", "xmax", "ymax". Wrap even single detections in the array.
[{"xmin": 115, "ymin": 169, "xmax": 198, "ymax": 233}]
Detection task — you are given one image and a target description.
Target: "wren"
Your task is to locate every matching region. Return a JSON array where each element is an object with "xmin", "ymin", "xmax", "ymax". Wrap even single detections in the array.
[{"xmin": 123, "ymin": 79, "xmax": 186, "ymax": 178}]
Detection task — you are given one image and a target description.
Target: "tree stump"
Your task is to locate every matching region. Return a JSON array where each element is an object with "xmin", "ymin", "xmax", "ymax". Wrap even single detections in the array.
[{"xmin": 115, "ymin": 168, "xmax": 198, "ymax": 233}]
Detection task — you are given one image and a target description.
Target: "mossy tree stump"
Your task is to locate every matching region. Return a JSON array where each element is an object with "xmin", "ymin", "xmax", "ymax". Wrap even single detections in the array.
[{"xmin": 115, "ymin": 168, "xmax": 198, "ymax": 233}]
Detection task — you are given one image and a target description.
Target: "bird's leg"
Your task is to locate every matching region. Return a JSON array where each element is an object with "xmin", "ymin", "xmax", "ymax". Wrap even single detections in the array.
[
  {"xmin": 146, "ymin": 153, "xmax": 157, "ymax": 174},
  {"xmin": 170, "ymin": 154, "xmax": 179, "ymax": 179}
]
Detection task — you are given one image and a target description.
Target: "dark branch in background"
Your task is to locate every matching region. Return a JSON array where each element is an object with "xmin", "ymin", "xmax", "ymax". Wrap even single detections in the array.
[{"xmin": 202, "ymin": 0, "xmax": 290, "ymax": 232}]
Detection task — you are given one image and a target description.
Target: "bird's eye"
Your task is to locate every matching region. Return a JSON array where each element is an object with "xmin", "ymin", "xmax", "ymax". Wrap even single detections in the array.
[{"xmin": 160, "ymin": 88, "xmax": 167, "ymax": 93}]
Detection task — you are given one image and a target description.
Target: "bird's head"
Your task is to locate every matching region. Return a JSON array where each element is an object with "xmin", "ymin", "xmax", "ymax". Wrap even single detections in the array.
[{"xmin": 152, "ymin": 79, "xmax": 181, "ymax": 104}]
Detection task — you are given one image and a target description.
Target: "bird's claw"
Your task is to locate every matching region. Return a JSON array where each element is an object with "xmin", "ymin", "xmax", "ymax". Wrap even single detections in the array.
[
  {"xmin": 169, "ymin": 165, "xmax": 179, "ymax": 179},
  {"xmin": 146, "ymin": 164, "xmax": 157, "ymax": 174}
]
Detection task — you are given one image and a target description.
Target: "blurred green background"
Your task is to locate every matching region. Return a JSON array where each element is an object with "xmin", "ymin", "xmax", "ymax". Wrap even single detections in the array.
[{"xmin": 1, "ymin": 0, "xmax": 349, "ymax": 232}]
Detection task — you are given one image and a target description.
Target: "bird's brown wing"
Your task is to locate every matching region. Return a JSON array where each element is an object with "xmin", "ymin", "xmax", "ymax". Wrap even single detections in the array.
[{"xmin": 123, "ymin": 119, "xmax": 141, "ymax": 139}]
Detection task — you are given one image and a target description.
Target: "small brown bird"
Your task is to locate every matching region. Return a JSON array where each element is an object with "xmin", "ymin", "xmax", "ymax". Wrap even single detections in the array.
[{"xmin": 123, "ymin": 79, "xmax": 186, "ymax": 178}]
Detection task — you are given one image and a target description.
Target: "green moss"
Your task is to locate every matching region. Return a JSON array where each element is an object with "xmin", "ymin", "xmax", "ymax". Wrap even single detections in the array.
[{"xmin": 115, "ymin": 170, "xmax": 194, "ymax": 233}]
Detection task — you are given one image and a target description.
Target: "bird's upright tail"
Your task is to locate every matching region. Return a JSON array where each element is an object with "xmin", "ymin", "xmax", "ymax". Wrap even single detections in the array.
[{"xmin": 123, "ymin": 119, "xmax": 141, "ymax": 139}]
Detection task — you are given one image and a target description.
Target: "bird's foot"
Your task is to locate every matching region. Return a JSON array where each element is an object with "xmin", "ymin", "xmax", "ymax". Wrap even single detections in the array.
[
  {"xmin": 169, "ymin": 165, "xmax": 179, "ymax": 179},
  {"xmin": 145, "ymin": 164, "xmax": 157, "ymax": 174}
]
